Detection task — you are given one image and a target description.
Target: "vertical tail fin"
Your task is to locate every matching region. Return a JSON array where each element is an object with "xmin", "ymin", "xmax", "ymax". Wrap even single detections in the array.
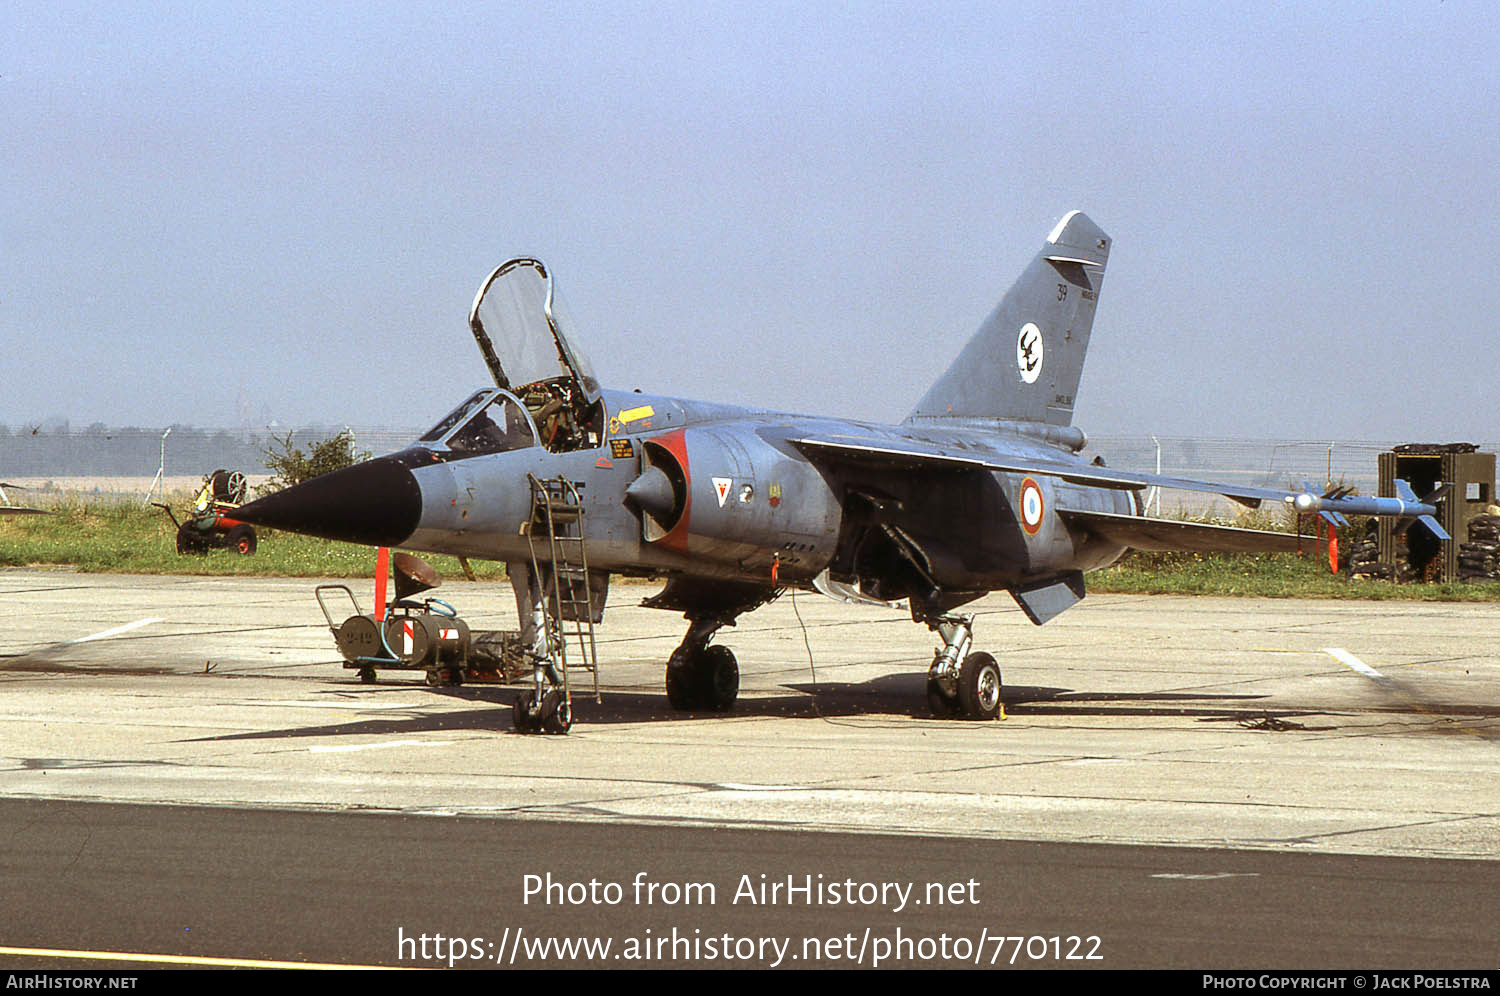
[{"xmin": 907, "ymin": 210, "xmax": 1109, "ymax": 427}]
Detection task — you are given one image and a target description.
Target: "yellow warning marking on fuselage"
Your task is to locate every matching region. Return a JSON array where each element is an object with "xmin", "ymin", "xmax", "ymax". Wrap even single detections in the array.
[
  {"xmin": 617, "ymin": 404, "xmax": 655, "ymax": 423},
  {"xmin": 0, "ymin": 944, "xmax": 414, "ymax": 970}
]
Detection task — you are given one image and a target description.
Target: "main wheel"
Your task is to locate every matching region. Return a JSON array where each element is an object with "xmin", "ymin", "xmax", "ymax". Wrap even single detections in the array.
[
  {"xmin": 665, "ymin": 657, "xmax": 700, "ymax": 710},
  {"xmin": 698, "ymin": 645, "xmax": 738, "ymax": 712},
  {"xmin": 926, "ymin": 677, "xmax": 961, "ymax": 717},
  {"xmin": 957, "ymin": 652, "xmax": 1003, "ymax": 721}
]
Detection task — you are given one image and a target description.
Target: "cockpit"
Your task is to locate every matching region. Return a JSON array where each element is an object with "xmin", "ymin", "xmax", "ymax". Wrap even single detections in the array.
[
  {"xmin": 414, "ymin": 257, "xmax": 606, "ymax": 460},
  {"xmin": 417, "ymin": 380, "xmax": 603, "ymax": 460}
]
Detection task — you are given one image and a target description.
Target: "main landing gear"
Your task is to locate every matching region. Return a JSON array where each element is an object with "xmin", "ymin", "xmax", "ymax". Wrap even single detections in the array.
[
  {"xmin": 648, "ymin": 581, "xmax": 1000, "ymax": 721},
  {"xmin": 664, "ymin": 616, "xmax": 739, "ymax": 712},
  {"xmin": 920, "ymin": 611, "xmax": 1004, "ymax": 721}
]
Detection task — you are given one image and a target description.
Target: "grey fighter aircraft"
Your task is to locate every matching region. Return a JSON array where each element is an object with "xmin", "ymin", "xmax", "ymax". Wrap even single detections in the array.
[{"xmin": 235, "ymin": 211, "xmax": 1442, "ymax": 732}]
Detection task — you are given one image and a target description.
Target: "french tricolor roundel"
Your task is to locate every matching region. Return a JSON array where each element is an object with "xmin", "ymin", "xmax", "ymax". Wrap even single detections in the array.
[{"xmin": 1019, "ymin": 477, "xmax": 1045, "ymax": 535}]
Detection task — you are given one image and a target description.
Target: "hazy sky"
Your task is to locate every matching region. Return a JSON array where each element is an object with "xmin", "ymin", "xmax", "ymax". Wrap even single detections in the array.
[{"xmin": 4, "ymin": 1, "xmax": 1496, "ymax": 441}]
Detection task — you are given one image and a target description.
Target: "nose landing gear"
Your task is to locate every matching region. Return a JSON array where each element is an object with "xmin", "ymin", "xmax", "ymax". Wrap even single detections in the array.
[{"xmin": 513, "ymin": 683, "xmax": 573, "ymax": 735}]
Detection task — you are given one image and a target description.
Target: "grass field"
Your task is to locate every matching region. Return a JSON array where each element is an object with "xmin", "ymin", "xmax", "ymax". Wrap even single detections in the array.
[
  {"xmin": 3, "ymin": 491, "xmax": 1496, "ymax": 601},
  {"xmin": 0, "ymin": 491, "xmax": 507, "ymax": 580},
  {"xmin": 1090, "ymin": 548, "xmax": 1500, "ymax": 601}
]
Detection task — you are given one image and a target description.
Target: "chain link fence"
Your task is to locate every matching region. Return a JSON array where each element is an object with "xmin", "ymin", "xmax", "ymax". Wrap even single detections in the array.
[
  {"xmin": 0, "ymin": 425, "xmax": 421, "ymax": 499},
  {"xmin": 3, "ymin": 425, "xmax": 1494, "ymax": 513}
]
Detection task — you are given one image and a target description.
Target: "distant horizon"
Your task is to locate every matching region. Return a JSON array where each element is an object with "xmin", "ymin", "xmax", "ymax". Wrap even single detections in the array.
[{"xmin": 5, "ymin": 416, "xmax": 1499, "ymax": 450}]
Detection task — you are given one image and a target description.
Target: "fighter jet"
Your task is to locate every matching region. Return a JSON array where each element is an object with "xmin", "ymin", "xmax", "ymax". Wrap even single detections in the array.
[{"xmin": 235, "ymin": 211, "xmax": 1442, "ymax": 731}]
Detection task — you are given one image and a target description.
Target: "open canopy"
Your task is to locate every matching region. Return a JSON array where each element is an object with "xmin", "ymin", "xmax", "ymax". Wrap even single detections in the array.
[{"xmin": 467, "ymin": 258, "xmax": 600, "ymax": 401}]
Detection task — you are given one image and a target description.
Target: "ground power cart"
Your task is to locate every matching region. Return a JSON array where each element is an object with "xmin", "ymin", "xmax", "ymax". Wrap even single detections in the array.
[
  {"xmin": 154, "ymin": 469, "xmax": 257, "ymax": 554},
  {"xmin": 316, "ymin": 553, "xmax": 524, "ymax": 686}
]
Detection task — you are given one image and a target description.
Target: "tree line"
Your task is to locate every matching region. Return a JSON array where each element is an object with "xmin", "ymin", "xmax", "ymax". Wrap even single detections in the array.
[{"xmin": 0, "ymin": 424, "xmax": 408, "ymax": 478}]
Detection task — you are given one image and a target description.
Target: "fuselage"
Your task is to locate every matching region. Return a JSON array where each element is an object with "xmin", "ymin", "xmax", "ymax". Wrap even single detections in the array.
[
  {"xmin": 236, "ymin": 384, "xmax": 1136, "ymax": 604},
  {"xmin": 388, "ymin": 386, "xmax": 1134, "ymax": 597}
]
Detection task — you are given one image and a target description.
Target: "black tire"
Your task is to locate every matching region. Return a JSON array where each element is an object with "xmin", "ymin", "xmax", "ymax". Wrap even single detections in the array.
[
  {"xmin": 176, "ymin": 524, "xmax": 206, "ymax": 555},
  {"xmin": 698, "ymin": 645, "xmax": 738, "ymax": 712},
  {"xmin": 512, "ymin": 691, "xmax": 541, "ymax": 733},
  {"xmin": 226, "ymin": 524, "xmax": 257, "ymax": 555},
  {"xmin": 358, "ymin": 667, "xmax": 377, "ymax": 684},
  {"xmin": 665, "ymin": 659, "xmax": 700, "ymax": 710},
  {"xmin": 957, "ymin": 652, "xmax": 1003, "ymax": 721},
  {"xmin": 541, "ymin": 692, "xmax": 573, "ymax": 735},
  {"xmin": 926, "ymin": 677, "xmax": 961, "ymax": 717}
]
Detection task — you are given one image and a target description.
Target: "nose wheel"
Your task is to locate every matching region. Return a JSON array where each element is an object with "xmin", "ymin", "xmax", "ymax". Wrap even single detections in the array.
[{"xmin": 513, "ymin": 687, "xmax": 573, "ymax": 734}]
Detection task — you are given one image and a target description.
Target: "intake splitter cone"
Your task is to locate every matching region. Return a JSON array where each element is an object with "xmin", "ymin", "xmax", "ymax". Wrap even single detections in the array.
[{"xmin": 234, "ymin": 456, "xmax": 423, "ymax": 547}]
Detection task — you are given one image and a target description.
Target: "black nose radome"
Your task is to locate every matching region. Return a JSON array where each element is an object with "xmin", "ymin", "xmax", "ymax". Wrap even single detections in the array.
[{"xmin": 235, "ymin": 457, "xmax": 422, "ymax": 547}]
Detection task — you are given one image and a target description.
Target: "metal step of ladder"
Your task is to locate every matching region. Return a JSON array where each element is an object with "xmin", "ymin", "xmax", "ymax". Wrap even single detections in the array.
[{"xmin": 525, "ymin": 474, "xmax": 601, "ymax": 703}]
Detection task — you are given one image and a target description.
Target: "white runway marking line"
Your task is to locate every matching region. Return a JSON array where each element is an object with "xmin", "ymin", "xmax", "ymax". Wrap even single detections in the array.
[
  {"xmin": 240, "ymin": 700, "xmax": 418, "ymax": 710},
  {"xmin": 715, "ymin": 783, "xmax": 805, "ymax": 792},
  {"xmin": 309, "ymin": 740, "xmax": 457, "ymax": 753},
  {"xmin": 1323, "ymin": 647, "xmax": 1393, "ymax": 686},
  {"xmin": 66, "ymin": 617, "xmax": 164, "ymax": 644}
]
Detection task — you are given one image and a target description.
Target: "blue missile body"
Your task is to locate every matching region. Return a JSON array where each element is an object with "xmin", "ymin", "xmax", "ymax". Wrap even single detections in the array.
[{"xmin": 1287, "ymin": 479, "xmax": 1449, "ymax": 541}]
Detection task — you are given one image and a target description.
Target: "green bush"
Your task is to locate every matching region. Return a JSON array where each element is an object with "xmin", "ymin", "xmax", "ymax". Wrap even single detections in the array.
[{"xmin": 256, "ymin": 429, "xmax": 371, "ymax": 497}]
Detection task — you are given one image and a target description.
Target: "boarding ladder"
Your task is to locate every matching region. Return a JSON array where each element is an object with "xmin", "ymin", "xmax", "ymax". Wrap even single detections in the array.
[{"xmin": 524, "ymin": 474, "xmax": 601, "ymax": 704}]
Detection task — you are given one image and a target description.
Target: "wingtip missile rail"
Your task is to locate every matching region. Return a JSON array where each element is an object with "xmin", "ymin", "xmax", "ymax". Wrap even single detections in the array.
[{"xmin": 1287, "ymin": 479, "xmax": 1450, "ymax": 541}]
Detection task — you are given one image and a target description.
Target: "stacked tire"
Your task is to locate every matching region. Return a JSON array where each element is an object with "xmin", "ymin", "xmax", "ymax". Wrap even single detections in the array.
[
  {"xmin": 1459, "ymin": 514, "xmax": 1500, "ymax": 584},
  {"xmin": 1346, "ymin": 536, "xmax": 1388, "ymax": 580}
]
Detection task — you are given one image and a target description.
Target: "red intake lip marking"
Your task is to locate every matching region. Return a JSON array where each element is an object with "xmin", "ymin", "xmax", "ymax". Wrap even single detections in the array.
[{"xmin": 650, "ymin": 428, "xmax": 692, "ymax": 554}]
